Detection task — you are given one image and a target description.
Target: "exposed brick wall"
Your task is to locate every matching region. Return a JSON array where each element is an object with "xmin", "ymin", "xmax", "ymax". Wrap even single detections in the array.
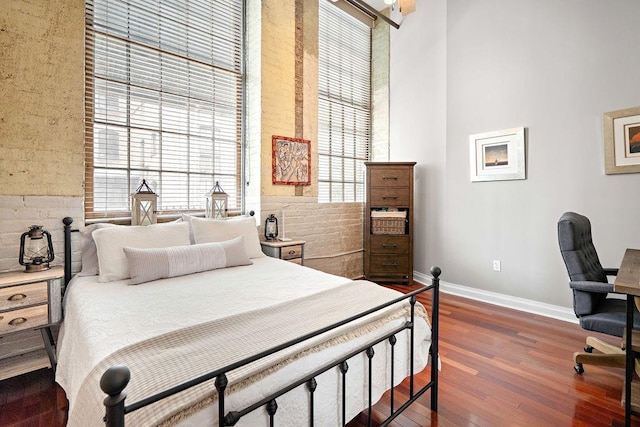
[
  {"xmin": 0, "ymin": 0, "xmax": 386, "ymax": 279},
  {"xmin": 0, "ymin": 0, "xmax": 84, "ymax": 197}
]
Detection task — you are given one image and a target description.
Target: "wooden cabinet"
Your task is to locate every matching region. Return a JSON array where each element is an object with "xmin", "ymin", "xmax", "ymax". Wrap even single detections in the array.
[
  {"xmin": 261, "ymin": 240, "xmax": 306, "ymax": 265},
  {"xmin": 0, "ymin": 266, "xmax": 63, "ymax": 380},
  {"xmin": 364, "ymin": 162, "xmax": 415, "ymax": 284}
]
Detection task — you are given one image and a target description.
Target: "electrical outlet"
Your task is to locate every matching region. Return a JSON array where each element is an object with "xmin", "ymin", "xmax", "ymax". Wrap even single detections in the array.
[{"xmin": 493, "ymin": 260, "xmax": 501, "ymax": 271}]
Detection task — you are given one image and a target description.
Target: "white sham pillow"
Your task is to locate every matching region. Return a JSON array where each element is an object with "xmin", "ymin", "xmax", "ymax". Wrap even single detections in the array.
[
  {"xmin": 93, "ymin": 222, "xmax": 191, "ymax": 282},
  {"xmin": 77, "ymin": 223, "xmax": 118, "ymax": 276},
  {"xmin": 190, "ymin": 216, "xmax": 264, "ymax": 259},
  {"xmin": 124, "ymin": 237, "xmax": 252, "ymax": 285}
]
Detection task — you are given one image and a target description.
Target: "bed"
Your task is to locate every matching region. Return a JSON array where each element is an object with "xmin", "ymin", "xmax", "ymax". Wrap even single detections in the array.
[{"xmin": 56, "ymin": 216, "xmax": 440, "ymax": 426}]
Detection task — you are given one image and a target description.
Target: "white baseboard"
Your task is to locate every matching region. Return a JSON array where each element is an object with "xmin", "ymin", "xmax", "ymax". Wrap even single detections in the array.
[{"xmin": 414, "ymin": 270, "xmax": 578, "ymax": 324}]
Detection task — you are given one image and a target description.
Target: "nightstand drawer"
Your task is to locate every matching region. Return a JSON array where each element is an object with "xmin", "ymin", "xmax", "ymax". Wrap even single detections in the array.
[
  {"xmin": 0, "ymin": 304, "xmax": 49, "ymax": 335},
  {"xmin": 281, "ymin": 245, "xmax": 303, "ymax": 260},
  {"xmin": 369, "ymin": 187, "xmax": 410, "ymax": 207},
  {"xmin": 0, "ymin": 282, "xmax": 48, "ymax": 311}
]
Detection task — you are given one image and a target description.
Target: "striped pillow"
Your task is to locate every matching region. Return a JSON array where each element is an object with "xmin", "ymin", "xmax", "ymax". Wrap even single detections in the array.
[{"xmin": 123, "ymin": 236, "xmax": 252, "ymax": 285}]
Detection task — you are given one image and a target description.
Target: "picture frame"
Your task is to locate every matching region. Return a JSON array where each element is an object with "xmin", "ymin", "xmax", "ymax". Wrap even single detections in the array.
[
  {"xmin": 272, "ymin": 135, "xmax": 311, "ymax": 185},
  {"xmin": 469, "ymin": 127, "xmax": 526, "ymax": 182},
  {"xmin": 603, "ymin": 106, "xmax": 640, "ymax": 175}
]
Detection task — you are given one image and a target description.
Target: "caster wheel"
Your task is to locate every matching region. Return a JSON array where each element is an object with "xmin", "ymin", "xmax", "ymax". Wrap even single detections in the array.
[
  {"xmin": 574, "ymin": 363, "xmax": 584, "ymax": 374},
  {"xmin": 584, "ymin": 345, "xmax": 593, "ymax": 353}
]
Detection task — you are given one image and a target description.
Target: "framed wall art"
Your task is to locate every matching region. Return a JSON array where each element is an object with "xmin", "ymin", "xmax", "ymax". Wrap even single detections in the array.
[
  {"xmin": 603, "ymin": 106, "xmax": 640, "ymax": 175},
  {"xmin": 272, "ymin": 135, "xmax": 311, "ymax": 185},
  {"xmin": 469, "ymin": 127, "xmax": 526, "ymax": 182}
]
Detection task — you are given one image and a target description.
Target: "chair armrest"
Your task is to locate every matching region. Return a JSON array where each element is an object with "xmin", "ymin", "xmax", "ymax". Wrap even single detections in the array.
[
  {"xmin": 569, "ymin": 281, "xmax": 614, "ymax": 293},
  {"xmin": 603, "ymin": 268, "xmax": 619, "ymax": 276},
  {"xmin": 570, "ymin": 281, "xmax": 613, "ymax": 316}
]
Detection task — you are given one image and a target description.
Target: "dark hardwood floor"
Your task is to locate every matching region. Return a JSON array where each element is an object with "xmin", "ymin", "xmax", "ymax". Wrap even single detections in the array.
[{"xmin": 0, "ymin": 284, "xmax": 634, "ymax": 426}]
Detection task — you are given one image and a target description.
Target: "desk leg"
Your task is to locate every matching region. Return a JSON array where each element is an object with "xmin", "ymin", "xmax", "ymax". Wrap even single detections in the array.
[{"xmin": 625, "ymin": 295, "xmax": 633, "ymax": 427}]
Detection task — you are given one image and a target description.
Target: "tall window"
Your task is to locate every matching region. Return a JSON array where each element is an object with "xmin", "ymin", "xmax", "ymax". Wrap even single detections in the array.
[
  {"xmin": 84, "ymin": 0, "xmax": 244, "ymax": 220},
  {"xmin": 318, "ymin": 1, "xmax": 372, "ymax": 203}
]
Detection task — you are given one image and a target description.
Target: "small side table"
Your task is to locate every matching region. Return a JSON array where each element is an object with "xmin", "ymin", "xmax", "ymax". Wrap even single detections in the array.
[
  {"xmin": 261, "ymin": 240, "xmax": 306, "ymax": 265},
  {"xmin": 0, "ymin": 266, "xmax": 64, "ymax": 380}
]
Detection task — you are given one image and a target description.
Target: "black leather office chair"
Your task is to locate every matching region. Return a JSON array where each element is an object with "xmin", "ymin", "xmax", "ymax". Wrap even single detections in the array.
[{"xmin": 558, "ymin": 211, "xmax": 640, "ymax": 374}]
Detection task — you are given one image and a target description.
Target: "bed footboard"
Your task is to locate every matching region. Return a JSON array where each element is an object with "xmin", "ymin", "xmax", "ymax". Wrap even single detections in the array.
[{"xmin": 99, "ymin": 270, "xmax": 441, "ymax": 427}]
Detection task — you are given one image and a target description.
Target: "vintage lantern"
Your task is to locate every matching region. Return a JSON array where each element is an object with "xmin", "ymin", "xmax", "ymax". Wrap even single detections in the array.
[
  {"xmin": 264, "ymin": 214, "xmax": 278, "ymax": 240},
  {"xmin": 131, "ymin": 179, "xmax": 158, "ymax": 226},
  {"xmin": 205, "ymin": 181, "xmax": 228, "ymax": 219},
  {"xmin": 19, "ymin": 225, "xmax": 55, "ymax": 272}
]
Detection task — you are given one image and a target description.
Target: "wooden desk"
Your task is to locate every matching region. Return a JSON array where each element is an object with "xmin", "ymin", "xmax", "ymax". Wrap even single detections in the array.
[{"xmin": 613, "ymin": 248, "xmax": 640, "ymax": 426}]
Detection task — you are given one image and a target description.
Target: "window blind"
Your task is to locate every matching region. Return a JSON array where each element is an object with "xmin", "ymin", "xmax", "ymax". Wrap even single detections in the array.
[
  {"xmin": 318, "ymin": 0, "xmax": 371, "ymax": 203},
  {"xmin": 84, "ymin": 0, "xmax": 244, "ymax": 220}
]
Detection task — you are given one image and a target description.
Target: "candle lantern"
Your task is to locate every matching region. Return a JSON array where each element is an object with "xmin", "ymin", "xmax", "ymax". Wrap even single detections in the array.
[
  {"xmin": 264, "ymin": 214, "xmax": 278, "ymax": 240},
  {"xmin": 19, "ymin": 225, "xmax": 54, "ymax": 272},
  {"xmin": 205, "ymin": 181, "xmax": 228, "ymax": 219},
  {"xmin": 131, "ymin": 179, "xmax": 158, "ymax": 226}
]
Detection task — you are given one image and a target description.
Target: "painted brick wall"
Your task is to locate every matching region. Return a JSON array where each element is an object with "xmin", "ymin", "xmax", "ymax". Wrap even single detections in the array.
[
  {"xmin": 0, "ymin": 196, "xmax": 83, "ymax": 273},
  {"xmin": 260, "ymin": 196, "xmax": 364, "ymax": 279}
]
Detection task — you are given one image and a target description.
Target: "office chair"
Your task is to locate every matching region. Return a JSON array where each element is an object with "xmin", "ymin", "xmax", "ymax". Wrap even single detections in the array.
[{"xmin": 558, "ymin": 211, "xmax": 640, "ymax": 374}]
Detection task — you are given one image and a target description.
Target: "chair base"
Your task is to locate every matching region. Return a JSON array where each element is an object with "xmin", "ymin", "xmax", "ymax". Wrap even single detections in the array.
[{"xmin": 573, "ymin": 336, "xmax": 625, "ymax": 374}]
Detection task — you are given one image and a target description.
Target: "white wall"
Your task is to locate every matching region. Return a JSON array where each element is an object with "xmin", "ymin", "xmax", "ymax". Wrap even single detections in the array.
[
  {"xmin": 390, "ymin": 0, "xmax": 640, "ymax": 309},
  {"xmin": 389, "ymin": 0, "xmax": 448, "ymax": 279}
]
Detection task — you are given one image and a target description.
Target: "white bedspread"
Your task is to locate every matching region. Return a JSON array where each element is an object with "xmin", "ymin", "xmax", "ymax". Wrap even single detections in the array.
[{"xmin": 56, "ymin": 257, "xmax": 432, "ymax": 426}]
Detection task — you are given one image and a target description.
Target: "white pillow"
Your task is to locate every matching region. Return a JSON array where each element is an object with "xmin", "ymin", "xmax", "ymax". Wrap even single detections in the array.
[
  {"xmin": 124, "ymin": 237, "xmax": 252, "ymax": 285},
  {"xmin": 190, "ymin": 216, "xmax": 264, "ymax": 259},
  {"xmin": 93, "ymin": 222, "xmax": 191, "ymax": 282},
  {"xmin": 77, "ymin": 223, "xmax": 118, "ymax": 276},
  {"xmin": 181, "ymin": 213, "xmax": 197, "ymax": 244}
]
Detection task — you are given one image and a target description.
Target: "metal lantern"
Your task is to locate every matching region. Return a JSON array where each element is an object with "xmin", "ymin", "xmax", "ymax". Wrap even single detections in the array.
[
  {"xmin": 19, "ymin": 225, "xmax": 54, "ymax": 272},
  {"xmin": 131, "ymin": 179, "xmax": 158, "ymax": 226},
  {"xmin": 205, "ymin": 181, "xmax": 228, "ymax": 219},
  {"xmin": 264, "ymin": 214, "xmax": 278, "ymax": 240}
]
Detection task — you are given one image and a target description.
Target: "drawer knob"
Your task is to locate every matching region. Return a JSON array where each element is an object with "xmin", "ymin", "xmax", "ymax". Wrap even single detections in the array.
[
  {"xmin": 382, "ymin": 196, "xmax": 397, "ymax": 200},
  {"xmin": 8, "ymin": 293, "xmax": 27, "ymax": 301},
  {"xmin": 288, "ymin": 250, "xmax": 296, "ymax": 255},
  {"xmin": 382, "ymin": 263, "xmax": 398, "ymax": 267},
  {"xmin": 382, "ymin": 176, "xmax": 398, "ymax": 180},
  {"xmin": 381, "ymin": 244, "xmax": 398, "ymax": 248},
  {"xmin": 8, "ymin": 317, "xmax": 27, "ymax": 326}
]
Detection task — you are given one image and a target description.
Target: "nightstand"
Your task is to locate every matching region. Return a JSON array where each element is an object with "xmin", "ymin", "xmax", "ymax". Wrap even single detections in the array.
[
  {"xmin": 261, "ymin": 240, "xmax": 306, "ymax": 265},
  {"xmin": 0, "ymin": 266, "xmax": 64, "ymax": 380}
]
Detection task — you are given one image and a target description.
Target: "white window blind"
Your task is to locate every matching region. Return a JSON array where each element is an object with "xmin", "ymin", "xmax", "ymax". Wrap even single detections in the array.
[
  {"xmin": 318, "ymin": 0, "xmax": 371, "ymax": 203},
  {"xmin": 84, "ymin": 0, "xmax": 244, "ymax": 220}
]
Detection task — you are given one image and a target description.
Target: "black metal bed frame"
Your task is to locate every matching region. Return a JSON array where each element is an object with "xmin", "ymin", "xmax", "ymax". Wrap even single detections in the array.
[{"xmin": 62, "ymin": 217, "xmax": 440, "ymax": 426}]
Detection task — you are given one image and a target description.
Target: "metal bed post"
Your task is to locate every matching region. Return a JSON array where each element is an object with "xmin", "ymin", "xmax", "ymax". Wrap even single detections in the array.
[
  {"xmin": 366, "ymin": 347, "xmax": 374, "ymax": 427},
  {"xmin": 307, "ymin": 378, "xmax": 317, "ymax": 426},
  {"xmin": 430, "ymin": 266, "xmax": 441, "ymax": 411},
  {"xmin": 63, "ymin": 217, "xmax": 73, "ymax": 285},
  {"xmin": 215, "ymin": 374, "xmax": 228, "ymax": 426},
  {"xmin": 389, "ymin": 335, "xmax": 396, "ymax": 415},
  {"xmin": 100, "ymin": 365, "xmax": 130, "ymax": 427},
  {"xmin": 340, "ymin": 361, "xmax": 349, "ymax": 426}
]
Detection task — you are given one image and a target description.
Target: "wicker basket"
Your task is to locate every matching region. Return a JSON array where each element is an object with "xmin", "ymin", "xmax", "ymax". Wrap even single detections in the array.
[{"xmin": 371, "ymin": 211, "xmax": 406, "ymax": 234}]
